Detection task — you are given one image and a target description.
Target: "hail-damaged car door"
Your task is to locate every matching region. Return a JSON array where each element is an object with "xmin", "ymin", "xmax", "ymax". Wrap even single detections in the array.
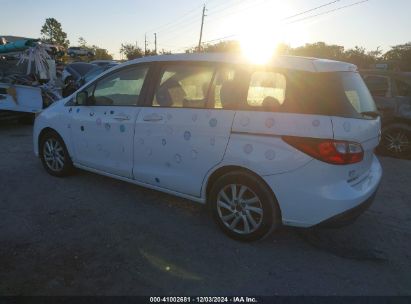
[{"xmin": 69, "ymin": 64, "xmax": 149, "ymax": 178}]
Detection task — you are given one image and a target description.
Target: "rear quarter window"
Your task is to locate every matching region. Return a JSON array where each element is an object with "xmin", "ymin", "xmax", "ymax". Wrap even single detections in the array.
[{"xmin": 285, "ymin": 71, "xmax": 377, "ymax": 118}]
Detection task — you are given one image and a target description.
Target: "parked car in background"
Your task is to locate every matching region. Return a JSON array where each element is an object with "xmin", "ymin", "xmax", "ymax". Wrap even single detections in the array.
[
  {"xmin": 67, "ymin": 47, "xmax": 95, "ymax": 57},
  {"xmin": 90, "ymin": 60, "xmax": 119, "ymax": 67},
  {"xmin": 62, "ymin": 63, "xmax": 117, "ymax": 97},
  {"xmin": 34, "ymin": 54, "xmax": 382, "ymax": 241},
  {"xmin": 361, "ymin": 70, "xmax": 411, "ymax": 157},
  {"xmin": 61, "ymin": 62, "xmax": 97, "ymax": 84},
  {"xmin": 61, "ymin": 62, "xmax": 98, "ymax": 97}
]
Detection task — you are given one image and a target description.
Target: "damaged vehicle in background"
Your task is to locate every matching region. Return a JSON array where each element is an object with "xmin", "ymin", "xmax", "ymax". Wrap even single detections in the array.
[
  {"xmin": 61, "ymin": 62, "xmax": 97, "ymax": 84},
  {"xmin": 62, "ymin": 63, "xmax": 117, "ymax": 97},
  {"xmin": 90, "ymin": 60, "xmax": 119, "ymax": 67},
  {"xmin": 61, "ymin": 62, "xmax": 98, "ymax": 97},
  {"xmin": 361, "ymin": 70, "xmax": 411, "ymax": 158},
  {"xmin": 1, "ymin": 39, "xmax": 63, "ymax": 123}
]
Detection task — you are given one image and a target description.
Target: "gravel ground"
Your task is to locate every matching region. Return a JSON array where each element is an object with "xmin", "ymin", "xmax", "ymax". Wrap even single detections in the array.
[{"xmin": 0, "ymin": 122, "xmax": 410, "ymax": 296}]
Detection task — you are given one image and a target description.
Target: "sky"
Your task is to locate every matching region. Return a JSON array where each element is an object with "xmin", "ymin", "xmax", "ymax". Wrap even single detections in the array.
[{"xmin": 1, "ymin": 0, "xmax": 410, "ymax": 59}]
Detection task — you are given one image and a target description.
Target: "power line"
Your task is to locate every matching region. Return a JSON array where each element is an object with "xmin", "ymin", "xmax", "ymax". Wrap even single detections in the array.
[
  {"xmin": 150, "ymin": 0, "xmax": 267, "ymax": 50},
  {"xmin": 202, "ymin": 34, "xmax": 237, "ymax": 45},
  {"xmin": 286, "ymin": 0, "xmax": 369, "ymax": 24},
  {"xmin": 282, "ymin": 0, "xmax": 342, "ymax": 21},
  {"xmin": 199, "ymin": 0, "xmax": 332, "ymax": 43},
  {"xmin": 145, "ymin": 4, "xmax": 203, "ymax": 34},
  {"xmin": 152, "ymin": 0, "xmax": 258, "ymax": 41},
  {"xmin": 160, "ymin": 0, "xmax": 266, "ymax": 49},
  {"xmin": 205, "ymin": 0, "xmax": 271, "ymax": 24},
  {"xmin": 198, "ymin": 0, "xmax": 369, "ymax": 48}
]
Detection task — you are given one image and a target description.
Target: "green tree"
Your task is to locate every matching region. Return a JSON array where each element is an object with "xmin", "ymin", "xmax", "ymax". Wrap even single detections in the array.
[
  {"xmin": 275, "ymin": 43, "xmax": 292, "ymax": 55},
  {"xmin": 160, "ymin": 49, "xmax": 172, "ymax": 55},
  {"xmin": 40, "ymin": 18, "xmax": 70, "ymax": 48},
  {"xmin": 120, "ymin": 43, "xmax": 144, "ymax": 60},
  {"xmin": 78, "ymin": 37, "xmax": 87, "ymax": 47},
  {"xmin": 74, "ymin": 37, "xmax": 113, "ymax": 60},
  {"xmin": 186, "ymin": 40, "xmax": 241, "ymax": 53},
  {"xmin": 383, "ymin": 42, "xmax": 411, "ymax": 70},
  {"xmin": 290, "ymin": 42, "xmax": 345, "ymax": 60},
  {"xmin": 91, "ymin": 46, "xmax": 113, "ymax": 60},
  {"xmin": 344, "ymin": 46, "xmax": 381, "ymax": 68},
  {"xmin": 145, "ymin": 48, "xmax": 157, "ymax": 56},
  {"xmin": 204, "ymin": 40, "xmax": 241, "ymax": 53}
]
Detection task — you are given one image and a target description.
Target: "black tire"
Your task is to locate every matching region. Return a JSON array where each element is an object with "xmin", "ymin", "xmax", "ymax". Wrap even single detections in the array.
[
  {"xmin": 39, "ymin": 131, "xmax": 74, "ymax": 177},
  {"xmin": 378, "ymin": 123, "xmax": 411, "ymax": 158},
  {"xmin": 209, "ymin": 171, "xmax": 281, "ymax": 242}
]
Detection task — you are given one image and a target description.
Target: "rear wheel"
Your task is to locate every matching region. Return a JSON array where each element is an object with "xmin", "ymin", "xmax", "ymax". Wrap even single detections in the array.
[
  {"xmin": 379, "ymin": 123, "xmax": 411, "ymax": 158},
  {"xmin": 209, "ymin": 171, "xmax": 281, "ymax": 242},
  {"xmin": 39, "ymin": 131, "xmax": 73, "ymax": 177}
]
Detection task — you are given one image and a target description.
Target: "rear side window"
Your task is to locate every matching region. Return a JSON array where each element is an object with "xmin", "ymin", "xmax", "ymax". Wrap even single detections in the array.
[
  {"xmin": 153, "ymin": 65, "xmax": 214, "ymax": 108},
  {"xmin": 210, "ymin": 67, "xmax": 286, "ymax": 111},
  {"xmin": 247, "ymin": 71, "xmax": 286, "ymax": 109},
  {"xmin": 340, "ymin": 72, "xmax": 377, "ymax": 114},
  {"xmin": 286, "ymin": 71, "xmax": 377, "ymax": 118}
]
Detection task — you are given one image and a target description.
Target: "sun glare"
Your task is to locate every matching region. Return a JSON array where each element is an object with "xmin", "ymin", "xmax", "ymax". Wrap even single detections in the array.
[{"xmin": 227, "ymin": 1, "xmax": 308, "ymax": 64}]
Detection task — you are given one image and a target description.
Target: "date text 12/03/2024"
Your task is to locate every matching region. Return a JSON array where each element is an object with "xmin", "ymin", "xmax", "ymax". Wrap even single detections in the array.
[{"xmin": 149, "ymin": 297, "xmax": 258, "ymax": 303}]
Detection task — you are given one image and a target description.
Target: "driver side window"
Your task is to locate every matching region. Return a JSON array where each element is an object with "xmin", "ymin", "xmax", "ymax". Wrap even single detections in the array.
[{"xmin": 93, "ymin": 66, "xmax": 148, "ymax": 106}]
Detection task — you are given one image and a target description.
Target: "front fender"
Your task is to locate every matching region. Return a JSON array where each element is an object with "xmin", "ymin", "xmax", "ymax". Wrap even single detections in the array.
[{"xmin": 33, "ymin": 99, "xmax": 74, "ymax": 158}]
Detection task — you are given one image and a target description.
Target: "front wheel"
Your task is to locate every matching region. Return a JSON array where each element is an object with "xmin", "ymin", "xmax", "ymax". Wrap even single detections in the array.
[
  {"xmin": 209, "ymin": 171, "xmax": 281, "ymax": 242},
  {"xmin": 39, "ymin": 132, "xmax": 73, "ymax": 177}
]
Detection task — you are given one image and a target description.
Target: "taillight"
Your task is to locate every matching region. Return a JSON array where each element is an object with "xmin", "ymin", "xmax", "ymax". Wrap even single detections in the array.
[{"xmin": 282, "ymin": 136, "xmax": 364, "ymax": 165}]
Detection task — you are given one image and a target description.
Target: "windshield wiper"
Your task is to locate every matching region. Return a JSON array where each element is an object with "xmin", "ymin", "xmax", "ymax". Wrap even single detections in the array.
[{"xmin": 361, "ymin": 111, "xmax": 380, "ymax": 118}]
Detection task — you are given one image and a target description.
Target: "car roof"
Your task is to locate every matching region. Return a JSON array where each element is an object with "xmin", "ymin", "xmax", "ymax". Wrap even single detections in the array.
[{"xmin": 118, "ymin": 53, "xmax": 357, "ymax": 73}]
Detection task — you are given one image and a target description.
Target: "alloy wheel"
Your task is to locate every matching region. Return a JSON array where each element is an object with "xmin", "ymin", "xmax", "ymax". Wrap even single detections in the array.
[
  {"xmin": 217, "ymin": 184, "xmax": 263, "ymax": 235},
  {"xmin": 43, "ymin": 138, "xmax": 65, "ymax": 172},
  {"xmin": 383, "ymin": 129, "xmax": 410, "ymax": 155}
]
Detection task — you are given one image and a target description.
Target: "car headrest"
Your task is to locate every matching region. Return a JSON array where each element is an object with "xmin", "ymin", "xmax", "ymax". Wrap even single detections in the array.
[
  {"xmin": 262, "ymin": 96, "xmax": 281, "ymax": 110},
  {"xmin": 156, "ymin": 78, "xmax": 185, "ymax": 107},
  {"xmin": 220, "ymin": 80, "xmax": 240, "ymax": 110}
]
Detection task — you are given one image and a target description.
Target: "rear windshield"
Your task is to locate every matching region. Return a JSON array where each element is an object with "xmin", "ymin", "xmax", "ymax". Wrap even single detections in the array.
[{"xmin": 286, "ymin": 71, "xmax": 377, "ymax": 119}]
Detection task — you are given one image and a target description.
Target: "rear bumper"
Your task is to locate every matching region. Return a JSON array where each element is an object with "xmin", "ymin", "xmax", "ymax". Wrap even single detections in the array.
[
  {"xmin": 315, "ymin": 187, "xmax": 378, "ymax": 228},
  {"xmin": 262, "ymin": 154, "xmax": 382, "ymax": 227}
]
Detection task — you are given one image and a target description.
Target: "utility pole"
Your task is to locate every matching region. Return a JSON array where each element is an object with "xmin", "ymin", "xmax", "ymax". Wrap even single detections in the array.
[
  {"xmin": 154, "ymin": 33, "xmax": 157, "ymax": 54},
  {"xmin": 144, "ymin": 33, "xmax": 148, "ymax": 55},
  {"xmin": 198, "ymin": 4, "xmax": 206, "ymax": 52}
]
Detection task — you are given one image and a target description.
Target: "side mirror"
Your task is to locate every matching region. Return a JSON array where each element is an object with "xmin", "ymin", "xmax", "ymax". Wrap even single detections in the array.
[{"xmin": 76, "ymin": 91, "xmax": 89, "ymax": 105}]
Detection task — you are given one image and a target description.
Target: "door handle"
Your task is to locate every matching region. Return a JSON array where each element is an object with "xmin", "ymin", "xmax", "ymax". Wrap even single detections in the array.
[
  {"xmin": 143, "ymin": 114, "xmax": 164, "ymax": 122},
  {"xmin": 113, "ymin": 114, "xmax": 130, "ymax": 121}
]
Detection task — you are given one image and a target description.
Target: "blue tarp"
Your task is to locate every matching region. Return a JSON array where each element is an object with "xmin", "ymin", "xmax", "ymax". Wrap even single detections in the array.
[{"xmin": 0, "ymin": 39, "xmax": 38, "ymax": 54}]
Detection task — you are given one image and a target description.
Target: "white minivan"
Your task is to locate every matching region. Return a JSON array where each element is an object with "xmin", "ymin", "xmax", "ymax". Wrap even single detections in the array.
[{"xmin": 33, "ymin": 53, "xmax": 382, "ymax": 241}]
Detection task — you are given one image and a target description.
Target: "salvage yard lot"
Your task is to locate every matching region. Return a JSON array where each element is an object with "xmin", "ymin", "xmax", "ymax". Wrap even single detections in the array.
[{"xmin": 0, "ymin": 122, "xmax": 410, "ymax": 296}]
